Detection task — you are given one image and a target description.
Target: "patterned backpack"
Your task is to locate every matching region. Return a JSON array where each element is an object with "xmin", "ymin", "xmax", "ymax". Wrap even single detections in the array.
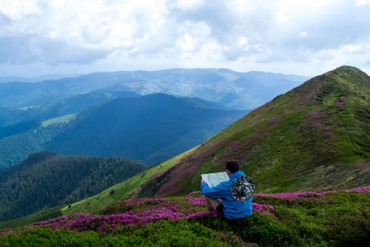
[{"xmin": 231, "ymin": 176, "xmax": 255, "ymax": 202}]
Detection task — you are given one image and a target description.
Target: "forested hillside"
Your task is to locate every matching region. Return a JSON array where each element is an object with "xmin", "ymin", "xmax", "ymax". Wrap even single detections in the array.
[
  {"xmin": 0, "ymin": 93, "xmax": 246, "ymax": 169},
  {"xmin": 46, "ymin": 93, "xmax": 246, "ymax": 165},
  {"xmin": 0, "ymin": 152, "xmax": 146, "ymax": 221},
  {"xmin": 0, "ymin": 90, "xmax": 139, "ymax": 132}
]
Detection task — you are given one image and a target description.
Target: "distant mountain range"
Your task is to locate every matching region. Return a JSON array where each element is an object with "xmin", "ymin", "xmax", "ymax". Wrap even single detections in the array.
[
  {"xmin": 0, "ymin": 69, "xmax": 307, "ymax": 169},
  {"xmin": 0, "ymin": 93, "xmax": 246, "ymax": 168},
  {"xmin": 0, "ymin": 68, "xmax": 308, "ymax": 110},
  {"xmin": 0, "ymin": 74, "xmax": 73, "ymax": 83},
  {"xmin": 46, "ymin": 93, "xmax": 246, "ymax": 165}
]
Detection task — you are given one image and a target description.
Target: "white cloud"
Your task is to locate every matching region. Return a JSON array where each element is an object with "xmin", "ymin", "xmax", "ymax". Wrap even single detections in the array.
[
  {"xmin": 357, "ymin": 0, "xmax": 370, "ymax": 5},
  {"xmin": 0, "ymin": 0, "xmax": 41, "ymax": 20},
  {"xmin": 176, "ymin": 33, "xmax": 197, "ymax": 52},
  {"xmin": 0, "ymin": 0, "xmax": 369, "ymax": 77},
  {"xmin": 299, "ymin": 31, "xmax": 308, "ymax": 37},
  {"xmin": 177, "ymin": 0, "xmax": 205, "ymax": 9},
  {"xmin": 276, "ymin": 11, "xmax": 288, "ymax": 23}
]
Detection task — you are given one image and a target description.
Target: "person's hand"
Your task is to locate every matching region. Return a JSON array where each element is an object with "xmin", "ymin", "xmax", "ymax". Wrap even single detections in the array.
[{"xmin": 201, "ymin": 179, "xmax": 209, "ymax": 186}]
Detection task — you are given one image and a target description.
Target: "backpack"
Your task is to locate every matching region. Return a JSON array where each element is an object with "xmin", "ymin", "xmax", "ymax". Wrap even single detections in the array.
[{"xmin": 231, "ymin": 176, "xmax": 255, "ymax": 202}]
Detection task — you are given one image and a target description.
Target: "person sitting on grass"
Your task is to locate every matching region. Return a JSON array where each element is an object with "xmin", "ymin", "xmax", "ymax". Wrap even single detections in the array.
[{"xmin": 200, "ymin": 160, "xmax": 253, "ymax": 221}]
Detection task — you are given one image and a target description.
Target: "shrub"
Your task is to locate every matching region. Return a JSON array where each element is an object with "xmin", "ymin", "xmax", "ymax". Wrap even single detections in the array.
[{"xmin": 324, "ymin": 208, "xmax": 370, "ymax": 247}]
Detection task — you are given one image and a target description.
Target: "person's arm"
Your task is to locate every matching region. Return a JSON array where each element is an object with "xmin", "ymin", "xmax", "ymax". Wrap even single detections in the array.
[{"xmin": 201, "ymin": 181, "xmax": 229, "ymax": 199}]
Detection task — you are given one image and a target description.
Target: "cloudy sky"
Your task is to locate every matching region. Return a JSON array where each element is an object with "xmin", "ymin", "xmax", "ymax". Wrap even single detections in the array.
[{"xmin": 0, "ymin": 0, "xmax": 370, "ymax": 77}]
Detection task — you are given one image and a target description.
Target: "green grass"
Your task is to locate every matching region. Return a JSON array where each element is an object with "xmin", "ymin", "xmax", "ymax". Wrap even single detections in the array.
[
  {"xmin": 41, "ymin": 113, "xmax": 77, "ymax": 127},
  {"xmin": 0, "ymin": 221, "xmax": 244, "ymax": 247},
  {"xmin": 1, "ymin": 189, "xmax": 369, "ymax": 246},
  {"xmin": 0, "ymin": 206, "xmax": 63, "ymax": 230}
]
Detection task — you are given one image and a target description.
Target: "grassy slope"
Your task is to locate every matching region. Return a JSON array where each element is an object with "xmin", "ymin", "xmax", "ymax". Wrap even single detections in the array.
[
  {"xmin": 40, "ymin": 113, "xmax": 77, "ymax": 127},
  {"xmin": 49, "ymin": 66, "xmax": 370, "ymax": 217},
  {"xmin": 138, "ymin": 66, "xmax": 370, "ymax": 195},
  {"xmin": 0, "ymin": 206, "xmax": 64, "ymax": 230},
  {"xmin": 61, "ymin": 147, "xmax": 197, "ymax": 215}
]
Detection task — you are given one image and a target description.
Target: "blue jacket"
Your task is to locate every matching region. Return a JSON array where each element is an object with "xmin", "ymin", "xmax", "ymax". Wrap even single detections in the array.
[{"xmin": 201, "ymin": 171, "xmax": 253, "ymax": 219}]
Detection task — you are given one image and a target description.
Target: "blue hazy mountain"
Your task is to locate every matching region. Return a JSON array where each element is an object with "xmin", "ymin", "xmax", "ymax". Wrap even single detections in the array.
[
  {"xmin": 0, "ymin": 74, "xmax": 72, "ymax": 83},
  {"xmin": 0, "ymin": 68, "xmax": 306, "ymax": 169},
  {"xmin": 0, "ymin": 90, "xmax": 139, "ymax": 138},
  {"xmin": 0, "ymin": 93, "xmax": 245, "ymax": 168},
  {"xmin": 0, "ymin": 68, "xmax": 308, "ymax": 110}
]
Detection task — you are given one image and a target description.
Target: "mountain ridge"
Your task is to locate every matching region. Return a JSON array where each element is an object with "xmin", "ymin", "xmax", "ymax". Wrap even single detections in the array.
[
  {"xmin": 147, "ymin": 65, "xmax": 369, "ymax": 195},
  {"xmin": 64, "ymin": 65, "xmax": 369, "ymax": 209},
  {"xmin": 46, "ymin": 93, "xmax": 246, "ymax": 165},
  {"xmin": 0, "ymin": 93, "xmax": 246, "ymax": 169},
  {"xmin": 0, "ymin": 68, "xmax": 307, "ymax": 110}
]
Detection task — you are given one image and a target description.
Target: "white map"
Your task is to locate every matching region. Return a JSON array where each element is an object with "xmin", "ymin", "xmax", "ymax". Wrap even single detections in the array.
[{"xmin": 201, "ymin": 172, "xmax": 229, "ymax": 187}]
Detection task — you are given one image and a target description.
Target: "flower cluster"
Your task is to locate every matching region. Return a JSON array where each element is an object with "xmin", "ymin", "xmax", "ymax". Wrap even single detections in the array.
[
  {"xmin": 29, "ymin": 192, "xmax": 279, "ymax": 234},
  {"xmin": 184, "ymin": 191, "xmax": 207, "ymax": 206},
  {"xmin": 32, "ymin": 209, "xmax": 216, "ymax": 233},
  {"xmin": 0, "ymin": 228, "xmax": 19, "ymax": 236},
  {"xmin": 255, "ymin": 186, "xmax": 370, "ymax": 199},
  {"xmin": 345, "ymin": 186, "xmax": 370, "ymax": 193},
  {"xmin": 2, "ymin": 187, "xmax": 368, "ymax": 236},
  {"xmin": 31, "ymin": 193, "xmax": 216, "ymax": 233},
  {"xmin": 252, "ymin": 202, "xmax": 277, "ymax": 220},
  {"xmin": 102, "ymin": 193, "xmax": 206, "ymax": 216}
]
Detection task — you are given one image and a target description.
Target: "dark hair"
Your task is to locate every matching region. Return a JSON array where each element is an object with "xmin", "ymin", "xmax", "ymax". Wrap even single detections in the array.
[{"xmin": 225, "ymin": 160, "xmax": 240, "ymax": 173}]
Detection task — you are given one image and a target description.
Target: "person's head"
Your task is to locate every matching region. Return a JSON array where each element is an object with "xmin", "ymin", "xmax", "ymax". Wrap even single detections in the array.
[{"xmin": 225, "ymin": 160, "xmax": 240, "ymax": 175}]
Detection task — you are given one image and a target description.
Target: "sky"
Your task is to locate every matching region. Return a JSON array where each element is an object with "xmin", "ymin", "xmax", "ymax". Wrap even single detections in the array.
[{"xmin": 0, "ymin": 0, "xmax": 370, "ymax": 78}]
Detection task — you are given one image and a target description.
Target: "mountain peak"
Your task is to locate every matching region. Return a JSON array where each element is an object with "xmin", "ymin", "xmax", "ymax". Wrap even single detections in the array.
[
  {"xmin": 322, "ymin": 65, "xmax": 370, "ymax": 84},
  {"xmin": 289, "ymin": 65, "xmax": 370, "ymax": 106},
  {"xmin": 328, "ymin": 65, "xmax": 367, "ymax": 75}
]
